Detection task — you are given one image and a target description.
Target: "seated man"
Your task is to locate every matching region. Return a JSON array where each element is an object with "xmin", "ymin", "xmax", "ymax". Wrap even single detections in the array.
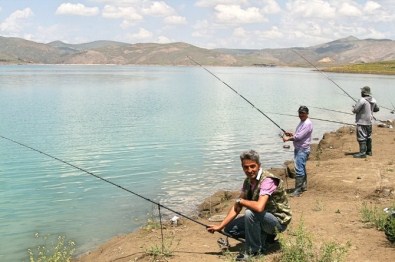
[{"xmin": 207, "ymin": 150, "xmax": 292, "ymax": 261}]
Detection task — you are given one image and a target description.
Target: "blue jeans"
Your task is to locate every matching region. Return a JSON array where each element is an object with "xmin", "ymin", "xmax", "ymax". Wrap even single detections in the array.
[
  {"xmin": 294, "ymin": 148, "xmax": 310, "ymax": 178},
  {"xmin": 224, "ymin": 210, "xmax": 287, "ymax": 253}
]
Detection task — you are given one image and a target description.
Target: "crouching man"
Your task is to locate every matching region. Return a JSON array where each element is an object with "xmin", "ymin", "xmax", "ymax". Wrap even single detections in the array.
[{"xmin": 207, "ymin": 150, "xmax": 292, "ymax": 261}]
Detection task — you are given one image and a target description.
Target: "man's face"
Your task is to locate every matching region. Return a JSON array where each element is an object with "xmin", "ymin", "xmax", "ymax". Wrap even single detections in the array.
[
  {"xmin": 298, "ymin": 111, "xmax": 308, "ymax": 121},
  {"xmin": 242, "ymin": 159, "xmax": 261, "ymax": 180}
]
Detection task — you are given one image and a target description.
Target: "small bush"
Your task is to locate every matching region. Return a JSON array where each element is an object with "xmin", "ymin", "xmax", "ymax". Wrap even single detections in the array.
[
  {"xmin": 384, "ymin": 209, "xmax": 395, "ymax": 244},
  {"xmin": 278, "ymin": 220, "xmax": 349, "ymax": 262},
  {"xmin": 27, "ymin": 233, "xmax": 76, "ymax": 262},
  {"xmin": 360, "ymin": 202, "xmax": 389, "ymax": 230},
  {"xmin": 145, "ymin": 236, "xmax": 179, "ymax": 260},
  {"xmin": 360, "ymin": 202, "xmax": 395, "ymax": 244}
]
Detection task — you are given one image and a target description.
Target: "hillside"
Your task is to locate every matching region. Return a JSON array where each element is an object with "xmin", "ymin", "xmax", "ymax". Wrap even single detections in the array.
[{"xmin": 0, "ymin": 36, "xmax": 394, "ymax": 67}]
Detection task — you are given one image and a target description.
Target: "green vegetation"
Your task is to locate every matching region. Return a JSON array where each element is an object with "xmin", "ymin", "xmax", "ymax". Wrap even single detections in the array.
[
  {"xmin": 360, "ymin": 202, "xmax": 389, "ymax": 230},
  {"xmin": 144, "ymin": 236, "xmax": 180, "ymax": 260},
  {"xmin": 360, "ymin": 202, "xmax": 395, "ymax": 244},
  {"xmin": 324, "ymin": 60, "xmax": 395, "ymax": 75},
  {"xmin": 276, "ymin": 220, "xmax": 350, "ymax": 262},
  {"xmin": 27, "ymin": 233, "xmax": 76, "ymax": 262},
  {"xmin": 221, "ymin": 220, "xmax": 349, "ymax": 262},
  {"xmin": 142, "ymin": 205, "xmax": 163, "ymax": 231}
]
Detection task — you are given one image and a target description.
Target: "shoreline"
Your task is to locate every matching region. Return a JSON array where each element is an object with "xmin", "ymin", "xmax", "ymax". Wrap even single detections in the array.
[{"xmin": 74, "ymin": 123, "xmax": 395, "ymax": 262}]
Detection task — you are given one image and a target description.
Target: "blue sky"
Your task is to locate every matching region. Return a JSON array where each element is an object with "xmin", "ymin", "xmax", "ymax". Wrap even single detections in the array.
[{"xmin": 0, "ymin": 0, "xmax": 394, "ymax": 49}]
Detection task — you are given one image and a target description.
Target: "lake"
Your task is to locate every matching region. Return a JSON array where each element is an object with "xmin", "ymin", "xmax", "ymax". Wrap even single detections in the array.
[{"xmin": 0, "ymin": 65, "xmax": 394, "ymax": 261}]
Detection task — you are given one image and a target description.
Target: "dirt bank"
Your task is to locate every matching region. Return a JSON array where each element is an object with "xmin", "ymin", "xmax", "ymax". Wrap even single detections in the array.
[{"xmin": 75, "ymin": 123, "xmax": 395, "ymax": 262}]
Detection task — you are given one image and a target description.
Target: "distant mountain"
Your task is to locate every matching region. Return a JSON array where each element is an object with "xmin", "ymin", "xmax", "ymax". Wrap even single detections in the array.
[{"xmin": 0, "ymin": 35, "xmax": 394, "ymax": 67}]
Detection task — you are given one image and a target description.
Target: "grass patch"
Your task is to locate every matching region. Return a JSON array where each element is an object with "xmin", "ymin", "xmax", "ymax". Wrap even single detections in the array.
[
  {"xmin": 144, "ymin": 235, "xmax": 179, "ymax": 261},
  {"xmin": 276, "ymin": 220, "xmax": 350, "ymax": 262},
  {"xmin": 360, "ymin": 202, "xmax": 395, "ymax": 244},
  {"xmin": 360, "ymin": 202, "xmax": 389, "ymax": 230},
  {"xmin": 27, "ymin": 233, "xmax": 76, "ymax": 262},
  {"xmin": 324, "ymin": 60, "xmax": 395, "ymax": 75}
]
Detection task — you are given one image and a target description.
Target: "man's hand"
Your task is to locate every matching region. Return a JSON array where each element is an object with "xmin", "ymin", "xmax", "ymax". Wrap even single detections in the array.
[
  {"xmin": 283, "ymin": 134, "xmax": 293, "ymax": 142},
  {"xmin": 206, "ymin": 225, "xmax": 223, "ymax": 234},
  {"xmin": 284, "ymin": 131, "xmax": 293, "ymax": 136}
]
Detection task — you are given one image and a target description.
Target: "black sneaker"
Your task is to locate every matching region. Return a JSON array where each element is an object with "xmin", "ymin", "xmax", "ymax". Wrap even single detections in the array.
[
  {"xmin": 235, "ymin": 251, "xmax": 261, "ymax": 261},
  {"xmin": 217, "ymin": 237, "xmax": 230, "ymax": 250},
  {"xmin": 266, "ymin": 234, "xmax": 277, "ymax": 244}
]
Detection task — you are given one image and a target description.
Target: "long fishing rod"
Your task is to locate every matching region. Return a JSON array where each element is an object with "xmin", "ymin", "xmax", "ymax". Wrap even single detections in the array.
[
  {"xmin": 292, "ymin": 50, "xmax": 394, "ymax": 122},
  {"xmin": 187, "ymin": 56, "xmax": 286, "ymax": 133},
  {"xmin": 307, "ymin": 105, "xmax": 353, "ymax": 115},
  {"xmin": 265, "ymin": 111, "xmax": 355, "ymax": 126},
  {"xmin": 292, "ymin": 50, "xmax": 357, "ymax": 103},
  {"xmin": 0, "ymin": 134, "xmax": 245, "ymax": 243}
]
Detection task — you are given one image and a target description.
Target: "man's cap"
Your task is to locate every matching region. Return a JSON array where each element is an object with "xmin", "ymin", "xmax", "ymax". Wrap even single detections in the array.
[
  {"xmin": 361, "ymin": 86, "xmax": 371, "ymax": 95},
  {"xmin": 298, "ymin": 105, "xmax": 309, "ymax": 114}
]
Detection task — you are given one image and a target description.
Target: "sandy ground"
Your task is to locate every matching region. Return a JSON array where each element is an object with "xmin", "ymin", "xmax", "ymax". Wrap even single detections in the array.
[{"xmin": 74, "ymin": 123, "xmax": 395, "ymax": 262}]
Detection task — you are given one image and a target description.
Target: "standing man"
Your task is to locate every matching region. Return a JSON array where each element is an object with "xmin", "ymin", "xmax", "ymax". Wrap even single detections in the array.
[
  {"xmin": 207, "ymin": 150, "xmax": 292, "ymax": 261},
  {"xmin": 282, "ymin": 106, "xmax": 313, "ymax": 197},
  {"xmin": 352, "ymin": 86, "xmax": 379, "ymax": 158}
]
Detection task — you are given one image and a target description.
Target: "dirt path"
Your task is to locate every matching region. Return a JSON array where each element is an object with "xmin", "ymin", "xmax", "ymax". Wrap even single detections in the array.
[{"xmin": 75, "ymin": 124, "xmax": 395, "ymax": 262}]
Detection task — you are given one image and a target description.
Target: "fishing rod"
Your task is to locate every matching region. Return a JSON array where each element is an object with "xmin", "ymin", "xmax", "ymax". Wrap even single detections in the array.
[
  {"xmin": 187, "ymin": 56, "xmax": 286, "ymax": 133},
  {"xmin": 292, "ymin": 50, "xmax": 357, "ymax": 103},
  {"xmin": 265, "ymin": 111, "xmax": 355, "ymax": 126},
  {"xmin": 307, "ymin": 106, "xmax": 353, "ymax": 116},
  {"xmin": 292, "ymin": 50, "xmax": 393, "ymax": 121},
  {"xmin": 0, "ymin": 134, "xmax": 245, "ymax": 243}
]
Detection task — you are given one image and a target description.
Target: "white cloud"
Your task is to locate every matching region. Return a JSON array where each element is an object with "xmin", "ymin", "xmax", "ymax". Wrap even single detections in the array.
[
  {"xmin": 288, "ymin": 0, "xmax": 336, "ymax": 18},
  {"xmin": 157, "ymin": 35, "xmax": 172, "ymax": 43},
  {"xmin": 338, "ymin": 2, "xmax": 362, "ymax": 17},
  {"xmin": 56, "ymin": 3, "xmax": 99, "ymax": 16},
  {"xmin": 0, "ymin": 8, "xmax": 33, "ymax": 34},
  {"xmin": 196, "ymin": 0, "xmax": 249, "ymax": 8},
  {"xmin": 233, "ymin": 27, "xmax": 246, "ymax": 38},
  {"xmin": 214, "ymin": 4, "xmax": 265, "ymax": 24},
  {"xmin": 102, "ymin": 5, "xmax": 142, "ymax": 20},
  {"xmin": 191, "ymin": 19, "xmax": 213, "ymax": 38},
  {"xmin": 261, "ymin": 0, "xmax": 281, "ymax": 14},
  {"xmin": 142, "ymin": 1, "xmax": 175, "ymax": 16},
  {"xmin": 91, "ymin": 0, "xmax": 140, "ymax": 6},
  {"xmin": 364, "ymin": 1, "xmax": 381, "ymax": 13},
  {"xmin": 129, "ymin": 28, "xmax": 153, "ymax": 40},
  {"xmin": 164, "ymin": 15, "xmax": 187, "ymax": 25},
  {"xmin": 257, "ymin": 26, "xmax": 284, "ymax": 39}
]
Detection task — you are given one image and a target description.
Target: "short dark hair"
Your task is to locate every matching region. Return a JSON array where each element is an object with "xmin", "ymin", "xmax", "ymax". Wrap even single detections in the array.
[
  {"xmin": 240, "ymin": 150, "xmax": 261, "ymax": 164},
  {"xmin": 298, "ymin": 105, "xmax": 309, "ymax": 114}
]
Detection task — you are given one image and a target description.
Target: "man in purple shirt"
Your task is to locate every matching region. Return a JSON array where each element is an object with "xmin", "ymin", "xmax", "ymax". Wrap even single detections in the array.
[
  {"xmin": 283, "ymin": 106, "xmax": 313, "ymax": 197},
  {"xmin": 206, "ymin": 150, "xmax": 292, "ymax": 261}
]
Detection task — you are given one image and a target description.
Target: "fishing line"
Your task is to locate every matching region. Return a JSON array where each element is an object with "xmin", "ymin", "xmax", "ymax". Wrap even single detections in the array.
[
  {"xmin": 187, "ymin": 56, "xmax": 286, "ymax": 133},
  {"xmin": 292, "ymin": 50, "xmax": 357, "ymax": 103},
  {"xmin": 0, "ymin": 134, "xmax": 245, "ymax": 243},
  {"xmin": 292, "ymin": 50, "xmax": 391, "ymax": 121},
  {"xmin": 266, "ymin": 111, "xmax": 355, "ymax": 126},
  {"xmin": 307, "ymin": 106, "xmax": 353, "ymax": 116}
]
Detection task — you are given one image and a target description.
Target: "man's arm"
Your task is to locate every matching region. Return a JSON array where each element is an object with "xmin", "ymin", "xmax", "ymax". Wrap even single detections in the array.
[
  {"xmin": 237, "ymin": 195, "xmax": 269, "ymax": 213},
  {"xmin": 352, "ymin": 99, "xmax": 364, "ymax": 114},
  {"xmin": 238, "ymin": 177, "xmax": 278, "ymax": 212},
  {"xmin": 206, "ymin": 192, "xmax": 245, "ymax": 233}
]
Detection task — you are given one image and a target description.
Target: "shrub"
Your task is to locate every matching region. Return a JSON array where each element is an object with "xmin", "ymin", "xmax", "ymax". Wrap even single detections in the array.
[
  {"xmin": 277, "ymin": 220, "xmax": 349, "ymax": 262},
  {"xmin": 27, "ymin": 233, "xmax": 76, "ymax": 262}
]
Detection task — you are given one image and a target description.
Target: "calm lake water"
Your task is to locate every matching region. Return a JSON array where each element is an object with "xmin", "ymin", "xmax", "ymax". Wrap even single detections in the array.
[{"xmin": 0, "ymin": 65, "xmax": 394, "ymax": 261}]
